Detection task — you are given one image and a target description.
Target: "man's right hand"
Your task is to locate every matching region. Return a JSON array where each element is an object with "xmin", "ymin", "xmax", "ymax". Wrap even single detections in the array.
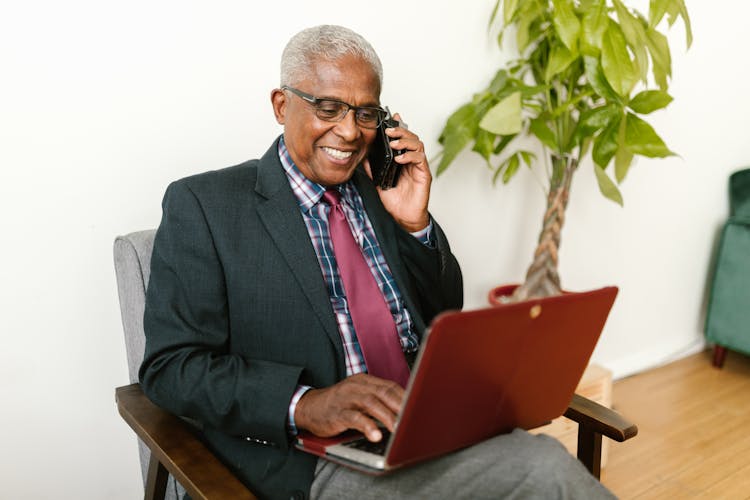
[{"xmin": 294, "ymin": 374, "xmax": 405, "ymax": 442}]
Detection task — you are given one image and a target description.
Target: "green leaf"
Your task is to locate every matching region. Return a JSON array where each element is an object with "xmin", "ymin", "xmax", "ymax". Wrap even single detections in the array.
[
  {"xmin": 516, "ymin": 2, "xmax": 544, "ymax": 52},
  {"xmin": 529, "ymin": 117, "xmax": 558, "ymax": 151},
  {"xmin": 583, "ymin": 56, "xmax": 620, "ymax": 102},
  {"xmin": 518, "ymin": 83, "xmax": 549, "ymax": 98},
  {"xmin": 559, "ymin": 112, "xmax": 579, "ymax": 154},
  {"xmin": 503, "ymin": 154, "xmax": 521, "ymax": 184},
  {"xmin": 519, "ymin": 150, "xmax": 536, "ymax": 167},
  {"xmin": 614, "ymin": 147, "xmax": 634, "ymax": 183},
  {"xmin": 601, "ymin": 20, "xmax": 638, "ymax": 96},
  {"xmin": 648, "ymin": 0, "xmax": 669, "ymax": 28},
  {"xmin": 580, "ymin": 136, "xmax": 593, "ymax": 158},
  {"xmin": 489, "ymin": 0, "xmax": 501, "ymax": 29},
  {"xmin": 665, "ymin": 0, "xmax": 692, "ymax": 46},
  {"xmin": 613, "ymin": 0, "xmax": 650, "ymax": 83},
  {"xmin": 552, "ymin": 0, "xmax": 581, "ymax": 51},
  {"xmin": 614, "ymin": 114, "xmax": 634, "ymax": 182},
  {"xmin": 625, "ymin": 113, "xmax": 674, "ymax": 157},
  {"xmin": 675, "ymin": 0, "xmax": 693, "ymax": 47},
  {"xmin": 645, "ymin": 27, "xmax": 672, "ymax": 90},
  {"xmin": 479, "ymin": 92, "xmax": 522, "ymax": 135},
  {"xmin": 628, "ymin": 90, "xmax": 673, "ymax": 114},
  {"xmin": 492, "ymin": 158, "xmax": 506, "ymax": 185},
  {"xmin": 666, "ymin": 0, "xmax": 677, "ymax": 24},
  {"xmin": 594, "ymin": 164, "xmax": 624, "ymax": 206},
  {"xmin": 504, "ymin": 0, "xmax": 520, "ymax": 24},
  {"xmin": 472, "ymin": 129, "xmax": 496, "ymax": 161},
  {"xmin": 492, "ymin": 154, "xmax": 517, "ymax": 185},
  {"xmin": 516, "ymin": 25, "xmax": 530, "ymax": 54},
  {"xmin": 581, "ymin": 0, "xmax": 607, "ymax": 56},
  {"xmin": 439, "ymin": 102, "xmax": 477, "ymax": 140},
  {"xmin": 438, "ymin": 102, "xmax": 477, "ymax": 145},
  {"xmin": 545, "ymin": 42, "xmax": 577, "ymax": 82},
  {"xmin": 436, "ymin": 103, "xmax": 478, "ymax": 175},
  {"xmin": 494, "ymin": 134, "xmax": 516, "ymax": 155},
  {"xmin": 527, "ymin": 38, "xmax": 550, "ymax": 84},
  {"xmin": 475, "ymin": 92, "xmax": 502, "ymax": 117},
  {"xmin": 550, "ymin": 88, "xmax": 593, "ymax": 117},
  {"xmin": 488, "ymin": 69, "xmax": 510, "ymax": 95},
  {"xmin": 592, "ymin": 114, "xmax": 621, "ymax": 168},
  {"xmin": 436, "ymin": 133, "xmax": 471, "ymax": 175},
  {"xmin": 497, "ymin": 28, "xmax": 505, "ymax": 49},
  {"xmin": 577, "ymin": 103, "xmax": 622, "ymax": 138}
]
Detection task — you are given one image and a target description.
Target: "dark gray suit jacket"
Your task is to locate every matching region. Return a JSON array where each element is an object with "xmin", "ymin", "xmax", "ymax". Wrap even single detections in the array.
[{"xmin": 140, "ymin": 137, "xmax": 463, "ymax": 499}]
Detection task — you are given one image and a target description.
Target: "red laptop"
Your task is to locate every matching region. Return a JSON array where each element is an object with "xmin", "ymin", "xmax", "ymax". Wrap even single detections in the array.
[{"xmin": 295, "ymin": 286, "xmax": 618, "ymax": 474}]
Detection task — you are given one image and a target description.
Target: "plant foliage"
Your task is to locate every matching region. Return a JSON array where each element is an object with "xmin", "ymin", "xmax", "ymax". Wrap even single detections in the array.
[{"xmin": 436, "ymin": 0, "xmax": 691, "ymax": 206}]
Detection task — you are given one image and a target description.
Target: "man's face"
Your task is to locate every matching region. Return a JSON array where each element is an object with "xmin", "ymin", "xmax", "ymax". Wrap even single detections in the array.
[{"xmin": 272, "ymin": 54, "xmax": 380, "ymax": 187}]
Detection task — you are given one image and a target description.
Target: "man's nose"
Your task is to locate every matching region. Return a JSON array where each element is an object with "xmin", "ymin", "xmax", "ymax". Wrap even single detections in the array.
[{"xmin": 333, "ymin": 109, "xmax": 360, "ymax": 141}]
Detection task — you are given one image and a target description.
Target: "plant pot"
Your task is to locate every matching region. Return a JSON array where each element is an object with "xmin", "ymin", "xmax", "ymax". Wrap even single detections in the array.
[
  {"xmin": 488, "ymin": 283, "xmax": 581, "ymax": 305},
  {"xmin": 487, "ymin": 284, "xmax": 520, "ymax": 306}
]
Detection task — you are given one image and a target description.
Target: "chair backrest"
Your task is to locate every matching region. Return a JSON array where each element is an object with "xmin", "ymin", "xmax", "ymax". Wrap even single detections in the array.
[
  {"xmin": 114, "ymin": 229, "xmax": 184, "ymax": 500},
  {"xmin": 730, "ymin": 168, "xmax": 750, "ymax": 217},
  {"xmin": 114, "ymin": 229, "xmax": 157, "ymax": 384}
]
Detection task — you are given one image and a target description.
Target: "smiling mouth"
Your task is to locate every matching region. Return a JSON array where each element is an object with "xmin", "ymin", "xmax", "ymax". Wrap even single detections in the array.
[{"xmin": 322, "ymin": 146, "xmax": 354, "ymax": 161}]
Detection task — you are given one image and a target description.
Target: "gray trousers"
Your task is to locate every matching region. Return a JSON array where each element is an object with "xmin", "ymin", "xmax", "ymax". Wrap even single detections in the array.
[{"xmin": 311, "ymin": 429, "xmax": 616, "ymax": 499}]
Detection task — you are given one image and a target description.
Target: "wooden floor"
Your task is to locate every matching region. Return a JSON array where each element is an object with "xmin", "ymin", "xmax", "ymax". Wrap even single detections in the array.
[{"xmin": 601, "ymin": 349, "xmax": 750, "ymax": 499}]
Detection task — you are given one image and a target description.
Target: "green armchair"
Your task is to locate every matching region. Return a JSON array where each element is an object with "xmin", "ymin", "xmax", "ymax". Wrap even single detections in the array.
[{"xmin": 705, "ymin": 168, "xmax": 750, "ymax": 367}]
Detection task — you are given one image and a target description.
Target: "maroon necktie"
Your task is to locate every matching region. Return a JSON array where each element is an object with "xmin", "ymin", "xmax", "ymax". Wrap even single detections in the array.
[{"xmin": 322, "ymin": 189, "xmax": 410, "ymax": 388}]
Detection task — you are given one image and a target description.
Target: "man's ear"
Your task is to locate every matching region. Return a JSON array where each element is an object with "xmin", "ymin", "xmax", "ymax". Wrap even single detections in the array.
[{"xmin": 271, "ymin": 89, "xmax": 287, "ymax": 125}]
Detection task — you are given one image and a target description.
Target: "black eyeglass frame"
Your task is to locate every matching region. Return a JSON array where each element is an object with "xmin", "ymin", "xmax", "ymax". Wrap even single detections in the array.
[{"xmin": 281, "ymin": 85, "xmax": 388, "ymax": 129}]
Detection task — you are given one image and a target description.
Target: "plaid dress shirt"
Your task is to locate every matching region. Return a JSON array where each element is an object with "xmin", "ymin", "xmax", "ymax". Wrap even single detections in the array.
[{"xmin": 278, "ymin": 136, "xmax": 432, "ymax": 431}]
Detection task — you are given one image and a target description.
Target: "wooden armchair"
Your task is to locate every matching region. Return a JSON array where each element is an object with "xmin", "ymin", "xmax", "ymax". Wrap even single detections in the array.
[{"xmin": 114, "ymin": 230, "xmax": 637, "ymax": 499}]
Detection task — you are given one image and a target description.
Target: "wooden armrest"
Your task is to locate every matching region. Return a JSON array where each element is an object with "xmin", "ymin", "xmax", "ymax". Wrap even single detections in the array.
[
  {"xmin": 564, "ymin": 393, "xmax": 638, "ymax": 442},
  {"xmin": 563, "ymin": 393, "xmax": 638, "ymax": 479},
  {"xmin": 115, "ymin": 384, "xmax": 256, "ymax": 500}
]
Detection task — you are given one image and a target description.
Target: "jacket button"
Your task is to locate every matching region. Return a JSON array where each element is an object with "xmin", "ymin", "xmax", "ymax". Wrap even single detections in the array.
[{"xmin": 289, "ymin": 491, "xmax": 305, "ymax": 500}]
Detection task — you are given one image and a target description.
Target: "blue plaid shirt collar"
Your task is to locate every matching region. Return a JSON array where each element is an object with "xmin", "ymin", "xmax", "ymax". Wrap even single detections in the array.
[{"xmin": 278, "ymin": 135, "xmax": 357, "ymax": 212}]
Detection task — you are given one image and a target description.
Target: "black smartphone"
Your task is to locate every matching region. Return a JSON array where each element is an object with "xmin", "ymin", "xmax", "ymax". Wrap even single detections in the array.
[{"xmin": 367, "ymin": 107, "xmax": 406, "ymax": 190}]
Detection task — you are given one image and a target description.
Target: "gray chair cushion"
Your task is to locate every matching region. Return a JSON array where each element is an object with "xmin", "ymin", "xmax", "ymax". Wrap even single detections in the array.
[
  {"xmin": 114, "ymin": 229, "xmax": 156, "ymax": 383},
  {"xmin": 114, "ymin": 229, "xmax": 184, "ymax": 500}
]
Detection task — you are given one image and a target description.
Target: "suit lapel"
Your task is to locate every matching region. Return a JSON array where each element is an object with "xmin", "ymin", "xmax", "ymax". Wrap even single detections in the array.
[{"xmin": 254, "ymin": 140, "xmax": 344, "ymax": 371}]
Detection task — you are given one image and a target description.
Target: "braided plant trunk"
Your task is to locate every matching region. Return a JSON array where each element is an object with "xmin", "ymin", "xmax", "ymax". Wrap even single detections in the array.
[{"xmin": 511, "ymin": 155, "xmax": 577, "ymax": 302}]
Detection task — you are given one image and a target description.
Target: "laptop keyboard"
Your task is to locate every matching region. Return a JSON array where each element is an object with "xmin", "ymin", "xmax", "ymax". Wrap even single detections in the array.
[{"xmin": 342, "ymin": 429, "xmax": 392, "ymax": 456}]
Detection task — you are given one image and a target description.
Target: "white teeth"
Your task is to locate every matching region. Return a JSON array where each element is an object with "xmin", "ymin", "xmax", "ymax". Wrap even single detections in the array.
[{"xmin": 322, "ymin": 147, "xmax": 353, "ymax": 160}]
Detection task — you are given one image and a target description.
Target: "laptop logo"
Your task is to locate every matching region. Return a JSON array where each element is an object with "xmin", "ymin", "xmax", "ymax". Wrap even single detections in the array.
[{"xmin": 529, "ymin": 304, "xmax": 542, "ymax": 319}]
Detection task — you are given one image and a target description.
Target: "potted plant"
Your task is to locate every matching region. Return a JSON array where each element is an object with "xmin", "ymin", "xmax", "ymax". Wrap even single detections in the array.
[{"xmin": 436, "ymin": 0, "xmax": 691, "ymax": 302}]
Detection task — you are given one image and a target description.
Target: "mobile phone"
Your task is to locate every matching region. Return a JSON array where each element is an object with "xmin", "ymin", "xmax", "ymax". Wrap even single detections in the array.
[{"xmin": 367, "ymin": 107, "xmax": 406, "ymax": 190}]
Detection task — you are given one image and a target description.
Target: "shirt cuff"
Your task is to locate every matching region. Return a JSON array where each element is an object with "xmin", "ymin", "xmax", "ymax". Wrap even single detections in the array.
[
  {"xmin": 410, "ymin": 219, "xmax": 435, "ymax": 248},
  {"xmin": 287, "ymin": 384, "xmax": 313, "ymax": 436}
]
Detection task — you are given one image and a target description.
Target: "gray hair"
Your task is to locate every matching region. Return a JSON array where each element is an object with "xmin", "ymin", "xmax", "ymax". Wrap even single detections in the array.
[{"xmin": 280, "ymin": 25, "xmax": 383, "ymax": 89}]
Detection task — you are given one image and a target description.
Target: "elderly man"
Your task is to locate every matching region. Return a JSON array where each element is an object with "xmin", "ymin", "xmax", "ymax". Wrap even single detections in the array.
[{"xmin": 140, "ymin": 25, "xmax": 614, "ymax": 499}]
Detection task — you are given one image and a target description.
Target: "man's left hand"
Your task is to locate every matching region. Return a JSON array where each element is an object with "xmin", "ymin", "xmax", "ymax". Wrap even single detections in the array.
[{"xmin": 363, "ymin": 113, "xmax": 431, "ymax": 233}]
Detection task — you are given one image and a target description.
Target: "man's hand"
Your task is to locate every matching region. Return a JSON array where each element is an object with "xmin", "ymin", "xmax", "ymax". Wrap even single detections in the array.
[
  {"xmin": 294, "ymin": 373, "xmax": 405, "ymax": 442},
  {"xmin": 363, "ymin": 113, "xmax": 431, "ymax": 233}
]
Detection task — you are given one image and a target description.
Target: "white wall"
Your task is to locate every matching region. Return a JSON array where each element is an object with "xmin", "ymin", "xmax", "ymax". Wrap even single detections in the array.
[{"xmin": 1, "ymin": 1, "xmax": 747, "ymax": 498}]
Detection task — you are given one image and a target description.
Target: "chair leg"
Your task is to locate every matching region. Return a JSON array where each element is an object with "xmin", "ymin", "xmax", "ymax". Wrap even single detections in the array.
[
  {"xmin": 145, "ymin": 454, "xmax": 168, "ymax": 500},
  {"xmin": 576, "ymin": 424, "xmax": 602, "ymax": 479},
  {"xmin": 712, "ymin": 345, "xmax": 728, "ymax": 368}
]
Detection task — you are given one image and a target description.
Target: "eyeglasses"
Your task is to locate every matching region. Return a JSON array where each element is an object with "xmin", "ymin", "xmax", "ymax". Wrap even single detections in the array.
[{"xmin": 281, "ymin": 86, "xmax": 387, "ymax": 129}]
